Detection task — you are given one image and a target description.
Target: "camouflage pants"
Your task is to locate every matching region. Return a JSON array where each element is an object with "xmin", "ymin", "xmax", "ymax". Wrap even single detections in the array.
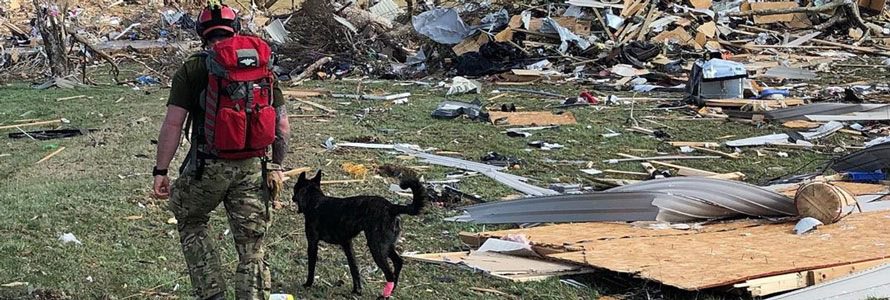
[{"xmin": 168, "ymin": 158, "xmax": 271, "ymax": 300}]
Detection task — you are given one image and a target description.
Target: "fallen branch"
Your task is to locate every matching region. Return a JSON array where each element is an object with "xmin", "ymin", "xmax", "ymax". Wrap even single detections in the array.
[
  {"xmin": 67, "ymin": 30, "xmax": 121, "ymax": 83},
  {"xmin": 293, "ymin": 56, "xmax": 332, "ymax": 82}
]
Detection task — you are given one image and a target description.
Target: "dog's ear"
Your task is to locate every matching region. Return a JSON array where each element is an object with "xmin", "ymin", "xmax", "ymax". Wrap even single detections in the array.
[
  {"xmin": 297, "ymin": 172, "xmax": 307, "ymax": 183},
  {"xmin": 312, "ymin": 169, "xmax": 322, "ymax": 185}
]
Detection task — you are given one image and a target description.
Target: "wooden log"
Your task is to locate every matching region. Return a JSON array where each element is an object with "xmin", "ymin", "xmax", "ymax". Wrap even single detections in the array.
[{"xmin": 795, "ymin": 182, "xmax": 857, "ymax": 224}]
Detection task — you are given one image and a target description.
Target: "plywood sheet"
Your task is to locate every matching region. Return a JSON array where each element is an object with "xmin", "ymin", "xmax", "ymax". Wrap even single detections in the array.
[
  {"xmin": 488, "ymin": 111, "xmax": 577, "ymax": 126},
  {"xmin": 547, "ymin": 211, "xmax": 890, "ymax": 290}
]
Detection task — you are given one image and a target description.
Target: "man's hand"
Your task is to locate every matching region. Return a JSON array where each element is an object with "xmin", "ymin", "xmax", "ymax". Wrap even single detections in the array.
[
  {"xmin": 153, "ymin": 175, "xmax": 171, "ymax": 199},
  {"xmin": 268, "ymin": 170, "xmax": 285, "ymax": 208}
]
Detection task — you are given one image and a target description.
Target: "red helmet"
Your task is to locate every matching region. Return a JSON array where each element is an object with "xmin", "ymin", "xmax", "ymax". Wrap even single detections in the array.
[{"xmin": 195, "ymin": 4, "xmax": 240, "ymax": 38}]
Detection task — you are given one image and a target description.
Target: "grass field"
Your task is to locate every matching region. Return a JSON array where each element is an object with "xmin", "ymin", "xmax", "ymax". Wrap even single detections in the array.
[{"xmin": 0, "ymin": 76, "xmax": 849, "ymax": 299}]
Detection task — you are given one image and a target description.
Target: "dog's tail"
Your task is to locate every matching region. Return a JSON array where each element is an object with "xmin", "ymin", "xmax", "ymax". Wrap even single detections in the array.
[{"xmin": 392, "ymin": 177, "xmax": 425, "ymax": 216}]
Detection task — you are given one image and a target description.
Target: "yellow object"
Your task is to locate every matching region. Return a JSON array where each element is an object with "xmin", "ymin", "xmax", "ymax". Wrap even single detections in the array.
[
  {"xmin": 268, "ymin": 294, "xmax": 294, "ymax": 300},
  {"xmin": 207, "ymin": 0, "xmax": 222, "ymax": 8},
  {"xmin": 341, "ymin": 162, "xmax": 369, "ymax": 179}
]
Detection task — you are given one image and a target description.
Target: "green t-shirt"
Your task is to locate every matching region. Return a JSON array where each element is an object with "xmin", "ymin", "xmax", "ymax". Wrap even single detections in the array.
[{"xmin": 166, "ymin": 54, "xmax": 285, "ymax": 111}]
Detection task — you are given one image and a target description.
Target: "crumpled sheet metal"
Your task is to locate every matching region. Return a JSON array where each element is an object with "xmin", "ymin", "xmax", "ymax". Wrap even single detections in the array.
[
  {"xmin": 541, "ymin": 18, "xmax": 590, "ymax": 53},
  {"xmin": 449, "ymin": 192, "xmax": 662, "ymax": 224},
  {"xmin": 725, "ymin": 121, "xmax": 843, "ymax": 147},
  {"xmin": 452, "ymin": 177, "xmax": 796, "ymax": 224},
  {"xmin": 412, "ymin": 8, "xmax": 471, "ymax": 44},
  {"xmin": 611, "ymin": 177, "xmax": 797, "ymax": 222}
]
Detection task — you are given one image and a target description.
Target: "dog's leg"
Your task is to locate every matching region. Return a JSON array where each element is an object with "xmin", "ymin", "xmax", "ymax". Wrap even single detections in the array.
[
  {"xmin": 341, "ymin": 241, "xmax": 363, "ymax": 295},
  {"xmin": 303, "ymin": 238, "xmax": 318, "ymax": 288},
  {"xmin": 388, "ymin": 247, "xmax": 403, "ymax": 290},
  {"xmin": 368, "ymin": 241, "xmax": 395, "ymax": 298}
]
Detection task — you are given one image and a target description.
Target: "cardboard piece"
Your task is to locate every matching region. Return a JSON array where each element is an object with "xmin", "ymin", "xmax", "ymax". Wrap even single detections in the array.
[
  {"xmin": 527, "ymin": 17, "xmax": 591, "ymax": 36},
  {"xmin": 858, "ymin": 0, "xmax": 886, "ymax": 14},
  {"xmin": 749, "ymin": 2, "xmax": 798, "ymax": 24},
  {"xmin": 452, "ymin": 34, "xmax": 491, "ymax": 56},
  {"xmin": 689, "ymin": 0, "xmax": 712, "ymax": 9},
  {"xmin": 697, "ymin": 21, "xmax": 717, "ymax": 38},
  {"xmin": 488, "ymin": 111, "xmax": 577, "ymax": 126},
  {"xmin": 653, "ymin": 27, "xmax": 695, "ymax": 46}
]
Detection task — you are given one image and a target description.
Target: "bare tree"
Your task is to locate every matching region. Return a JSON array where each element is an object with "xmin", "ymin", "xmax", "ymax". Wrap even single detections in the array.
[{"xmin": 32, "ymin": 0, "xmax": 71, "ymax": 78}]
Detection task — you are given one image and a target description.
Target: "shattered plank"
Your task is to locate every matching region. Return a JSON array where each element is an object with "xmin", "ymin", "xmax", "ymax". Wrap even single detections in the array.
[
  {"xmin": 290, "ymin": 98, "xmax": 338, "ymax": 114},
  {"xmin": 618, "ymin": 153, "xmax": 719, "ymax": 176},
  {"xmin": 690, "ymin": 146, "xmax": 740, "ymax": 159}
]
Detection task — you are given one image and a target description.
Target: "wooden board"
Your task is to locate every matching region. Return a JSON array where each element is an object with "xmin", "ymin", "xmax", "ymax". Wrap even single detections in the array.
[
  {"xmin": 704, "ymin": 98, "xmax": 805, "ymax": 108},
  {"xmin": 488, "ymin": 111, "xmax": 577, "ymax": 126},
  {"xmin": 750, "ymin": 2, "xmax": 798, "ymax": 24},
  {"xmin": 281, "ymin": 89, "xmax": 329, "ymax": 98},
  {"xmin": 546, "ymin": 211, "xmax": 890, "ymax": 290},
  {"xmin": 782, "ymin": 120, "xmax": 822, "ymax": 129},
  {"xmin": 403, "ymin": 251, "xmax": 593, "ymax": 282},
  {"xmin": 736, "ymin": 258, "xmax": 890, "ymax": 296}
]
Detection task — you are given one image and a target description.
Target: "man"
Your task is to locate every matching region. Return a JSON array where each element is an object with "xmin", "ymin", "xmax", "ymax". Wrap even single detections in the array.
[{"xmin": 151, "ymin": 2, "xmax": 289, "ymax": 299}]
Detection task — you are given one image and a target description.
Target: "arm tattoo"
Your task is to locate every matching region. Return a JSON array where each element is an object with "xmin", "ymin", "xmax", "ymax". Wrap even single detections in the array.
[{"xmin": 272, "ymin": 105, "xmax": 289, "ymax": 164}]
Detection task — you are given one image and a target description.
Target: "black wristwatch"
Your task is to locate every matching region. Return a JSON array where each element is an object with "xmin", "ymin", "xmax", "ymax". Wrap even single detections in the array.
[{"xmin": 153, "ymin": 166, "xmax": 168, "ymax": 176}]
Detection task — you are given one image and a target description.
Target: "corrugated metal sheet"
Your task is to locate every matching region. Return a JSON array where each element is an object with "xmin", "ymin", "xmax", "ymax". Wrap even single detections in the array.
[
  {"xmin": 612, "ymin": 177, "xmax": 796, "ymax": 222},
  {"xmin": 450, "ymin": 192, "xmax": 662, "ymax": 224},
  {"xmin": 451, "ymin": 178, "xmax": 796, "ymax": 224},
  {"xmin": 725, "ymin": 121, "xmax": 843, "ymax": 147},
  {"xmin": 831, "ymin": 142, "xmax": 890, "ymax": 172},
  {"xmin": 764, "ymin": 103, "xmax": 887, "ymax": 122}
]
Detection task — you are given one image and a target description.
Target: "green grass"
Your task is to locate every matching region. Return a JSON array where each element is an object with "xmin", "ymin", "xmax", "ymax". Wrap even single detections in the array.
[{"xmin": 0, "ymin": 78, "xmax": 851, "ymax": 299}]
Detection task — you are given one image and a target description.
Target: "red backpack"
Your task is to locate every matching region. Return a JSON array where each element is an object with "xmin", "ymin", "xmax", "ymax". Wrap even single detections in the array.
[{"xmin": 198, "ymin": 35, "xmax": 276, "ymax": 160}]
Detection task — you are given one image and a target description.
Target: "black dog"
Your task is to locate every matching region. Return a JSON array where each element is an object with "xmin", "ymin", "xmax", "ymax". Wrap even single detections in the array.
[{"xmin": 292, "ymin": 170, "xmax": 425, "ymax": 297}]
